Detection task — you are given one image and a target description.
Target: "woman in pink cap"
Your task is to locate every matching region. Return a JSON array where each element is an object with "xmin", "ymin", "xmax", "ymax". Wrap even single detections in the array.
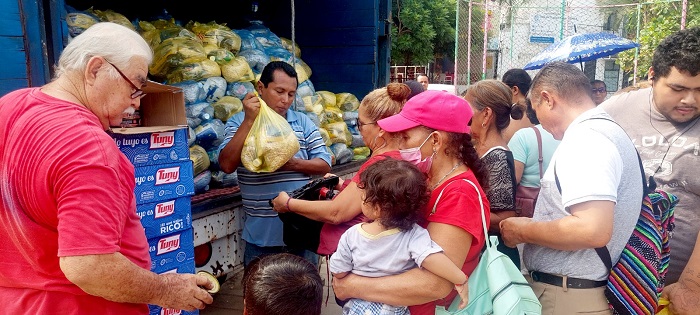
[{"xmin": 333, "ymin": 90, "xmax": 491, "ymax": 315}]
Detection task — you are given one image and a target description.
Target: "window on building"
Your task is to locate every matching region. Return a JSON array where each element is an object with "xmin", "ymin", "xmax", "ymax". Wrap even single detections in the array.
[{"xmin": 604, "ymin": 60, "xmax": 620, "ymax": 92}]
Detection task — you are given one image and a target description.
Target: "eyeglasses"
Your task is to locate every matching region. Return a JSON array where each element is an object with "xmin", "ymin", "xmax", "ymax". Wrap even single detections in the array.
[
  {"xmin": 591, "ymin": 87, "xmax": 607, "ymax": 94},
  {"xmin": 106, "ymin": 61, "xmax": 146, "ymax": 99},
  {"xmin": 355, "ymin": 118, "xmax": 376, "ymax": 131}
]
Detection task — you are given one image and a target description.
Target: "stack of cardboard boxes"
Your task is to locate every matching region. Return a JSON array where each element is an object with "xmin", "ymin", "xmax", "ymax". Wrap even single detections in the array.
[{"xmin": 112, "ymin": 82, "xmax": 198, "ymax": 315}]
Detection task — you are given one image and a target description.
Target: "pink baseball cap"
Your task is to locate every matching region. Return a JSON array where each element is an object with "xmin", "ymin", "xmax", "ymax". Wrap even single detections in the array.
[{"xmin": 377, "ymin": 90, "xmax": 473, "ymax": 133}]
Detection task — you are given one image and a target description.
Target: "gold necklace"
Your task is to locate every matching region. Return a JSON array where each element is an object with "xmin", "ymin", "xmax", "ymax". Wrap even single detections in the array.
[{"xmin": 430, "ymin": 162, "xmax": 462, "ymax": 190}]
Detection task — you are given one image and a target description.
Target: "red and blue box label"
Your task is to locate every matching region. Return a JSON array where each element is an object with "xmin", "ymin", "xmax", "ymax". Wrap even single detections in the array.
[
  {"xmin": 135, "ymin": 161, "xmax": 195, "ymax": 205},
  {"xmin": 112, "ymin": 128, "xmax": 190, "ymax": 168},
  {"xmin": 148, "ymin": 228, "xmax": 195, "ymax": 274},
  {"xmin": 137, "ymin": 197, "xmax": 192, "ymax": 239}
]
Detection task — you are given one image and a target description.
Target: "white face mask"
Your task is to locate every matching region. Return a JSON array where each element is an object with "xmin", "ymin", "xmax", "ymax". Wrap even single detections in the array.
[{"xmin": 399, "ymin": 133, "xmax": 435, "ymax": 173}]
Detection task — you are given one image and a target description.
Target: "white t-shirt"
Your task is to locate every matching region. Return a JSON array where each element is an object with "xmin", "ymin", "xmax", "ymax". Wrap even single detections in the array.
[{"xmin": 523, "ymin": 107, "xmax": 643, "ymax": 281}]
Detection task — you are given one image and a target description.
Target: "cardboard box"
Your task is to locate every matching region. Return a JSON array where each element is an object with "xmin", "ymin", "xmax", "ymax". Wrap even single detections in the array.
[
  {"xmin": 148, "ymin": 306, "xmax": 198, "ymax": 315},
  {"xmin": 110, "ymin": 81, "xmax": 190, "ymax": 167},
  {"xmin": 148, "ymin": 228, "xmax": 195, "ymax": 273},
  {"xmin": 111, "ymin": 81, "xmax": 187, "ymax": 130},
  {"xmin": 112, "ymin": 127, "xmax": 190, "ymax": 168},
  {"xmin": 134, "ymin": 161, "xmax": 195, "ymax": 205},
  {"xmin": 137, "ymin": 197, "xmax": 192, "ymax": 239}
]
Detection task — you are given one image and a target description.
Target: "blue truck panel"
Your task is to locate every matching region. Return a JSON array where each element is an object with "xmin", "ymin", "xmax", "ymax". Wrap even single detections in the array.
[{"xmin": 0, "ymin": 0, "xmax": 50, "ymax": 97}]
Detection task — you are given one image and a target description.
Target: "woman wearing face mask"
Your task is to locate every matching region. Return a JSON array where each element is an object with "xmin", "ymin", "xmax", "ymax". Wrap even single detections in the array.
[
  {"xmin": 333, "ymin": 90, "xmax": 491, "ymax": 315},
  {"xmin": 464, "ymin": 79, "xmax": 525, "ymax": 268},
  {"xmin": 271, "ymin": 83, "xmax": 409, "ymax": 255}
]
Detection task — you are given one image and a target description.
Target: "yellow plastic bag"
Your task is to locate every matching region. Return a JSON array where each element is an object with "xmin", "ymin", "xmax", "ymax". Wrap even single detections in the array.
[
  {"xmin": 657, "ymin": 297, "xmax": 674, "ymax": 315},
  {"xmin": 190, "ymin": 145, "xmax": 210, "ymax": 176},
  {"xmin": 241, "ymin": 93, "xmax": 300, "ymax": 172},
  {"xmin": 316, "ymin": 91, "xmax": 336, "ymax": 108},
  {"xmin": 213, "ymin": 96, "xmax": 243, "ymax": 122},
  {"xmin": 220, "ymin": 56, "xmax": 256, "ymax": 83}
]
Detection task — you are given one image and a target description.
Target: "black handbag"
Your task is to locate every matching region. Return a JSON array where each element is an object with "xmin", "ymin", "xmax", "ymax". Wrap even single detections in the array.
[{"xmin": 274, "ymin": 176, "xmax": 340, "ymax": 252}]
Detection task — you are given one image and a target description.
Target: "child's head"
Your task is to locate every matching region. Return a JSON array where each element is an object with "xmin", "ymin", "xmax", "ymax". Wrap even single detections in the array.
[
  {"xmin": 358, "ymin": 158, "xmax": 429, "ymax": 230},
  {"xmin": 242, "ymin": 253, "xmax": 323, "ymax": 315}
]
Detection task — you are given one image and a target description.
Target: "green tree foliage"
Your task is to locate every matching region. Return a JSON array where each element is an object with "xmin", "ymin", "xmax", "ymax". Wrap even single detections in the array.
[
  {"xmin": 391, "ymin": 0, "xmax": 456, "ymax": 65},
  {"xmin": 615, "ymin": 0, "xmax": 698, "ymax": 82}
]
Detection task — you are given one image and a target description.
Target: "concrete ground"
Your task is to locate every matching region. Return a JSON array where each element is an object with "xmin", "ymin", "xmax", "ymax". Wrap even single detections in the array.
[{"xmin": 200, "ymin": 257, "xmax": 343, "ymax": 315}]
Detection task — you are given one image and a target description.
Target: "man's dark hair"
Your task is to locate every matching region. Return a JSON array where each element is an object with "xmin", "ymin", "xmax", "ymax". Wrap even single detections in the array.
[
  {"xmin": 652, "ymin": 26, "xmax": 700, "ymax": 78},
  {"xmin": 591, "ymin": 79, "xmax": 606, "ymax": 89},
  {"xmin": 525, "ymin": 98, "xmax": 539, "ymax": 124},
  {"xmin": 357, "ymin": 158, "xmax": 429, "ymax": 231},
  {"xmin": 243, "ymin": 253, "xmax": 322, "ymax": 315},
  {"xmin": 502, "ymin": 68, "xmax": 532, "ymax": 95},
  {"xmin": 531, "ymin": 62, "xmax": 592, "ymax": 102},
  {"xmin": 259, "ymin": 61, "xmax": 298, "ymax": 87},
  {"xmin": 403, "ymin": 80, "xmax": 425, "ymax": 98}
]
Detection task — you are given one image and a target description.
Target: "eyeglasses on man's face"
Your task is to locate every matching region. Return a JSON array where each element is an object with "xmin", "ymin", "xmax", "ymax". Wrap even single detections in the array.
[
  {"xmin": 355, "ymin": 118, "xmax": 376, "ymax": 131},
  {"xmin": 591, "ymin": 87, "xmax": 607, "ymax": 94},
  {"xmin": 106, "ymin": 61, "xmax": 146, "ymax": 99}
]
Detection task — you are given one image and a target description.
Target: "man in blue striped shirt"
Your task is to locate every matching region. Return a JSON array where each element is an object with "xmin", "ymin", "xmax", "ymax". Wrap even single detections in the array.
[{"xmin": 219, "ymin": 61, "xmax": 331, "ymax": 267}]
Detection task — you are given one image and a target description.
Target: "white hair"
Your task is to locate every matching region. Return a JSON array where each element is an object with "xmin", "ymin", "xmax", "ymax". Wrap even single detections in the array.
[{"xmin": 55, "ymin": 22, "xmax": 153, "ymax": 79}]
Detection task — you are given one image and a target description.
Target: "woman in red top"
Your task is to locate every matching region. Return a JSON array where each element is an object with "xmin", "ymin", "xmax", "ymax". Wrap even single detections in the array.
[
  {"xmin": 333, "ymin": 91, "xmax": 491, "ymax": 315},
  {"xmin": 271, "ymin": 83, "xmax": 411, "ymax": 255}
]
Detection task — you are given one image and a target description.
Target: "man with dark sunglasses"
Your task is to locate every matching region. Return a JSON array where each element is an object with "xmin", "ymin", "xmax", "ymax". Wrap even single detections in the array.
[
  {"xmin": 0, "ymin": 22, "xmax": 214, "ymax": 314},
  {"xmin": 590, "ymin": 80, "xmax": 607, "ymax": 105}
]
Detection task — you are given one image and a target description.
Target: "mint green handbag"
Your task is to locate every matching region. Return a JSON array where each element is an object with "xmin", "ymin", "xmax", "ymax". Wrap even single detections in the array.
[{"xmin": 435, "ymin": 179, "xmax": 542, "ymax": 315}]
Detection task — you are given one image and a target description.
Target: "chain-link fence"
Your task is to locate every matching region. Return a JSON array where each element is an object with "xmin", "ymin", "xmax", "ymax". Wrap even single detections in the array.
[{"xmin": 454, "ymin": 0, "xmax": 692, "ymax": 94}]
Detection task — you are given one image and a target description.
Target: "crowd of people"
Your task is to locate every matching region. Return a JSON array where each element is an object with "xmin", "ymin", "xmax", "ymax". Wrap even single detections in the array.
[{"xmin": 0, "ymin": 19, "xmax": 698, "ymax": 315}]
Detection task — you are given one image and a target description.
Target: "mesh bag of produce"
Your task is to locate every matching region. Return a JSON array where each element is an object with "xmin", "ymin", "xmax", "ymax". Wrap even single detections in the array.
[
  {"xmin": 235, "ymin": 29, "xmax": 265, "ymax": 51},
  {"xmin": 227, "ymin": 81, "xmax": 256, "ymax": 100},
  {"xmin": 138, "ymin": 21, "xmax": 162, "ymax": 49},
  {"xmin": 302, "ymin": 95, "xmax": 325, "ymax": 115},
  {"xmin": 89, "ymin": 8, "xmax": 135, "ymax": 30},
  {"xmin": 194, "ymin": 170, "xmax": 212, "ymax": 193},
  {"xmin": 330, "ymin": 143, "xmax": 353, "ymax": 165},
  {"xmin": 336, "ymin": 93, "xmax": 360, "ymax": 112},
  {"xmin": 293, "ymin": 58, "xmax": 313, "ymax": 84},
  {"xmin": 151, "ymin": 37, "xmax": 207, "ymax": 78},
  {"xmin": 221, "ymin": 56, "xmax": 256, "ymax": 83},
  {"xmin": 325, "ymin": 121, "xmax": 353, "ymax": 146},
  {"xmin": 297, "ymin": 80, "xmax": 316, "ymax": 99},
  {"xmin": 280, "ymin": 37, "xmax": 301, "ymax": 58},
  {"xmin": 190, "ymin": 144, "xmax": 211, "ymax": 175},
  {"xmin": 318, "ymin": 128, "xmax": 332, "ymax": 147},
  {"xmin": 187, "ymin": 21, "xmax": 241, "ymax": 54},
  {"xmin": 66, "ymin": 11, "xmax": 99, "ymax": 37},
  {"xmin": 316, "ymin": 91, "xmax": 336, "ymax": 108},
  {"xmin": 202, "ymin": 77, "xmax": 227, "ymax": 103},
  {"xmin": 207, "ymin": 48, "xmax": 234, "ymax": 65},
  {"xmin": 166, "ymin": 58, "xmax": 221, "ymax": 84},
  {"xmin": 319, "ymin": 107, "xmax": 344, "ymax": 126},
  {"xmin": 241, "ymin": 93, "xmax": 300, "ymax": 173},
  {"xmin": 238, "ymin": 49, "xmax": 270, "ymax": 74},
  {"xmin": 213, "ymin": 96, "xmax": 243, "ymax": 122}
]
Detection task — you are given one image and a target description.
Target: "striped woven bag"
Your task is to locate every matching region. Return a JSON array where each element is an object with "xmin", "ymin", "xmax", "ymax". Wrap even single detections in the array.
[{"xmin": 600, "ymin": 181, "xmax": 677, "ymax": 315}]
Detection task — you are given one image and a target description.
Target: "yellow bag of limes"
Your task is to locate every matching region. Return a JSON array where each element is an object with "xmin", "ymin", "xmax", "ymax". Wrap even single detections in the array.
[{"xmin": 241, "ymin": 93, "xmax": 300, "ymax": 172}]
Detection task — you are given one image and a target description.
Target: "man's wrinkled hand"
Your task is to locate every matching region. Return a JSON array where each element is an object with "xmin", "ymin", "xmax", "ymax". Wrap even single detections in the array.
[
  {"xmin": 242, "ymin": 92, "xmax": 261, "ymax": 122},
  {"xmin": 499, "ymin": 217, "xmax": 532, "ymax": 248},
  {"xmin": 156, "ymin": 273, "xmax": 214, "ymax": 311}
]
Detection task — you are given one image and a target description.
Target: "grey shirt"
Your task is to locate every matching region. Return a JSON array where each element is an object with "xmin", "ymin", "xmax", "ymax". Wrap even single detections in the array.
[
  {"xmin": 602, "ymin": 88, "xmax": 700, "ymax": 284},
  {"xmin": 329, "ymin": 223, "xmax": 443, "ymax": 277},
  {"xmin": 523, "ymin": 108, "xmax": 643, "ymax": 281}
]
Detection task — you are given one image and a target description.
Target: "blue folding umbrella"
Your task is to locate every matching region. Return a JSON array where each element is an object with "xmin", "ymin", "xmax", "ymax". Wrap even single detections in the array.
[{"xmin": 523, "ymin": 32, "xmax": 639, "ymax": 70}]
